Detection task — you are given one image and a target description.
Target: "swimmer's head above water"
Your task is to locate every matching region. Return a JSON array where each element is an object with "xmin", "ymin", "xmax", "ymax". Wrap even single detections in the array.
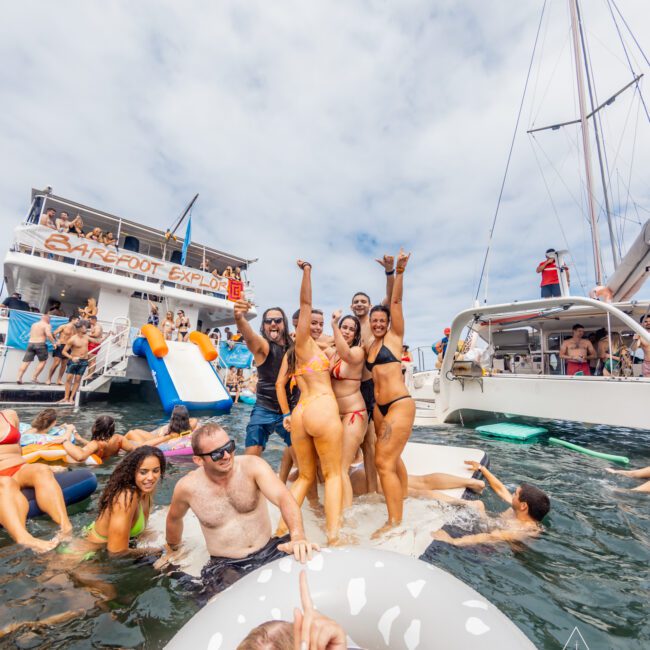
[{"xmin": 513, "ymin": 483, "xmax": 550, "ymax": 522}]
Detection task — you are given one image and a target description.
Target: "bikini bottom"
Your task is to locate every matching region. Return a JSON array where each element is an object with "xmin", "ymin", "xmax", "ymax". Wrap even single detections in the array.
[
  {"xmin": 376, "ymin": 395, "xmax": 412, "ymax": 417},
  {"xmin": 293, "ymin": 393, "xmax": 332, "ymax": 415}
]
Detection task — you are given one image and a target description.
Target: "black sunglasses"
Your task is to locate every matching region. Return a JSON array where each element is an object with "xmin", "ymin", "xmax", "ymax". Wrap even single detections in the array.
[
  {"xmin": 264, "ymin": 317, "xmax": 283, "ymax": 325},
  {"xmin": 195, "ymin": 439, "xmax": 236, "ymax": 462}
]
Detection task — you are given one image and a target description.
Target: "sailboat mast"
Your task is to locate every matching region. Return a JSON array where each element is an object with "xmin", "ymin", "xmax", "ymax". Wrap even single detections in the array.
[
  {"xmin": 569, "ymin": 0, "xmax": 603, "ymax": 286},
  {"xmin": 575, "ymin": 0, "xmax": 620, "ymax": 271}
]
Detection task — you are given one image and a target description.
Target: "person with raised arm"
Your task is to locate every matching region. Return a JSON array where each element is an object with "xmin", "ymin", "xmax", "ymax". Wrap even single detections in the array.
[
  {"xmin": 280, "ymin": 261, "xmax": 343, "ymax": 544},
  {"xmin": 365, "ymin": 249, "xmax": 414, "ymax": 538},
  {"xmin": 328, "ymin": 311, "xmax": 367, "ymax": 509},
  {"xmin": 232, "ymin": 298, "xmax": 293, "ymax": 457},
  {"xmin": 350, "ymin": 254, "xmax": 396, "ymax": 494}
]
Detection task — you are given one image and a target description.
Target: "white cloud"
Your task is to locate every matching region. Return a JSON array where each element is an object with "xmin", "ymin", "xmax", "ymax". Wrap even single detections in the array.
[{"xmin": 1, "ymin": 1, "xmax": 648, "ymax": 349}]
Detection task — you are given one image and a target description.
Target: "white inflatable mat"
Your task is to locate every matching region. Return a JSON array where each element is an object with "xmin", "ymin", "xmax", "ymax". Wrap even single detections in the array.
[{"xmin": 148, "ymin": 442, "xmax": 487, "ymax": 574}]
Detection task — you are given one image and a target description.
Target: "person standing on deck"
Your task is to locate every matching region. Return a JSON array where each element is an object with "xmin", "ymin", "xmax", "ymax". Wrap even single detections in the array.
[
  {"xmin": 233, "ymin": 301, "xmax": 293, "ymax": 458},
  {"xmin": 16, "ymin": 315, "xmax": 56, "ymax": 385},
  {"xmin": 349, "ymin": 254, "xmax": 396, "ymax": 493},
  {"xmin": 537, "ymin": 248, "xmax": 569, "ymax": 298},
  {"xmin": 47, "ymin": 317, "xmax": 78, "ymax": 385},
  {"xmin": 59, "ymin": 322, "xmax": 90, "ymax": 404},
  {"xmin": 560, "ymin": 324, "xmax": 596, "ymax": 376}
]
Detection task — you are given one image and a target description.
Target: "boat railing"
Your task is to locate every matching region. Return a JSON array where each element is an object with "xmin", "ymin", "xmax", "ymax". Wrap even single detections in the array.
[
  {"xmin": 82, "ymin": 316, "xmax": 131, "ymax": 387},
  {"xmin": 11, "ymin": 224, "xmax": 252, "ymax": 300}
]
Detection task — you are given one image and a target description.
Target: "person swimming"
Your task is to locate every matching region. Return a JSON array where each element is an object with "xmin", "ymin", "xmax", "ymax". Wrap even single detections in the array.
[
  {"xmin": 606, "ymin": 465, "xmax": 650, "ymax": 493},
  {"xmin": 431, "ymin": 461, "xmax": 550, "ymax": 547}
]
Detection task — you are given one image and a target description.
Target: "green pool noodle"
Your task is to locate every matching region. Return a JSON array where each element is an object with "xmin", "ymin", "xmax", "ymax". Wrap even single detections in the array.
[{"xmin": 548, "ymin": 437, "xmax": 629, "ymax": 465}]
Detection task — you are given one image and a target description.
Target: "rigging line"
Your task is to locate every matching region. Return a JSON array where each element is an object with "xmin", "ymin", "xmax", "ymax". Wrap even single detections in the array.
[
  {"xmin": 527, "ymin": 0, "xmax": 549, "ymax": 126},
  {"xmin": 608, "ymin": 0, "xmax": 650, "ymax": 123},
  {"xmin": 610, "ymin": 0, "xmax": 650, "ymax": 68},
  {"xmin": 528, "ymin": 137, "xmax": 587, "ymax": 294},
  {"xmin": 474, "ymin": 0, "xmax": 548, "ymax": 303}
]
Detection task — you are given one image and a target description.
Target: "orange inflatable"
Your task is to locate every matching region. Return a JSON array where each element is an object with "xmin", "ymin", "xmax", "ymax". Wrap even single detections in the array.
[
  {"xmin": 189, "ymin": 330, "xmax": 218, "ymax": 361},
  {"xmin": 141, "ymin": 323, "xmax": 169, "ymax": 358}
]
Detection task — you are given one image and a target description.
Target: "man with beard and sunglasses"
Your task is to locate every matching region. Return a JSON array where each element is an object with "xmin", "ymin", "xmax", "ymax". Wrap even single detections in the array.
[
  {"xmin": 233, "ymin": 301, "xmax": 293, "ymax": 456},
  {"xmin": 164, "ymin": 423, "xmax": 318, "ymax": 602},
  {"xmin": 350, "ymin": 254, "xmax": 396, "ymax": 493}
]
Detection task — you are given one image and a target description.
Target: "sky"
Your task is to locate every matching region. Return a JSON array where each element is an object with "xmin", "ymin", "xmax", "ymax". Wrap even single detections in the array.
[{"xmin": 1, "ymin": 0, "xmax": 649, "ymax": 349}]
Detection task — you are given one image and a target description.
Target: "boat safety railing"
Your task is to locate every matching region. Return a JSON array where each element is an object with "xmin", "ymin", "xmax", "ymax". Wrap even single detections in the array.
[
  {"xmin": 82, "ymin": 316, "xmax": 131, "ymax": 387},
  {"xmin": 11, "ymin": 227, "xmax": 252, "ymax": 300}
]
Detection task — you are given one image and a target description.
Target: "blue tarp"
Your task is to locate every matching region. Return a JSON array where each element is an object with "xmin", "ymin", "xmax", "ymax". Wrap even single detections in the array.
[
  {"xmin": 6, "ymin": 311, "xmax": 69, "ymax": 350},
  {"xmin": 219, "ymin": 342, "xmax": 253, "ymax": 369}
]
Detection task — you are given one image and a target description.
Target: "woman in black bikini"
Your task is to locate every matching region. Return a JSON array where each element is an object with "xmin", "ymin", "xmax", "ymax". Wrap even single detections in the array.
[
  {"xmin": 328, "ymin": 310, "xmax": 367, "ymax": 509},
  {"xmin": 365, "ymin": 249, "xmax": 414, "ymax": 538},
  {"xmin": 176, "ymin": 310, "xmax": 190, "ymax": 342}
]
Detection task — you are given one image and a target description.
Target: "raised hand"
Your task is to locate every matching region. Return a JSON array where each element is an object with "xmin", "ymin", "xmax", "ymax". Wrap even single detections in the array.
[
  {"xmin": 375, "ymin": 254, "xmax": 395, "ymax": 272},
  {"xmin": 233, "ymin": 299, "xmax": 251, "ymax": 321},
  {"xmin": 395, "ymin": 248, "xmax": 411, "ymax": 273},
  {"xmin": 331, "ymin": 309, "xmax": 342, "ymax": 327},
  {"xmin": 297, "ymin": 260, "xmax": 312, "ymax": 270}
]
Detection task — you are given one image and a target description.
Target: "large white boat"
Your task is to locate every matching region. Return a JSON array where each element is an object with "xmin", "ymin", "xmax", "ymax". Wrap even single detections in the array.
[
  {"xmin": 408, "ymin": 1, "xmax": 650, "ymax": 431},
  {"xmin": 0, "ymin": 187, "xmax": 256, "ymax": 405}
]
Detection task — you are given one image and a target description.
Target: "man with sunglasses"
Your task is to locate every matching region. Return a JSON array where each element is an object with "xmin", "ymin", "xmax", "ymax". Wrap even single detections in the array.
[
  {"xmin": 164, "ymin": 423, "xmax": 318, "ymax": 601},
  {"xmin": 233, "ymin": 301, "xmax": 293, "ymax": 457}
]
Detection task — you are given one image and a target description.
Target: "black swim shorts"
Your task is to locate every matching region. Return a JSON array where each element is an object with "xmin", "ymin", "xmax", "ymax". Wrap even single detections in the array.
[
  {"xmin": 53, "ymin": 344, "xmax": 65, "ymax": 359},
  {"xmin": 195, "ymin": 535, "xmax": 290, "ymax": 605},
  {"xmin": 360, "ymin": 379, "xmax": 375, "ymax": 421},
  {"xmin": 23, "ymin": 342, "xmax": 48, "ymax": 363}
]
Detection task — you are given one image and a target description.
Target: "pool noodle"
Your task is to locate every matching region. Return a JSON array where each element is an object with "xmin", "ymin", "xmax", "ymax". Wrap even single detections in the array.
[{"xmin": 548, "ymin": 437, "xmax": 629, "ymax": 465}]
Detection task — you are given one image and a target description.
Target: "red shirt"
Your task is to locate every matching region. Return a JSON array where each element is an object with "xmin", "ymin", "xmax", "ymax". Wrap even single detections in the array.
[{"xmin": 540, "ymin": 260, "xmax": 559, "ymax": 286}]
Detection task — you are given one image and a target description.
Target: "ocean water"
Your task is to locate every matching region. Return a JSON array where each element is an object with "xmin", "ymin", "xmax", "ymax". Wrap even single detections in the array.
[{"xmin": 0, "ymin": 396, "xmax": 648, "ymax": 649}]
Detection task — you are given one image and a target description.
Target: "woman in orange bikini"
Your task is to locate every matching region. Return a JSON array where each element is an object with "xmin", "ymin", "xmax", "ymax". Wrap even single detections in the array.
[
  {"xmin": 366, "ymin": 249, "xmax": 414, "ymax": 538},
  {"xmin": 328, "ymin": 310, "xmax": 367, "ymax": 509},
  {"xmin": 0, "ymin": 409, "xmax": 72, "ymax": 552},
  {"xmin": 278, "ymin": 261, "xmax": 343, "ymax": 544}
]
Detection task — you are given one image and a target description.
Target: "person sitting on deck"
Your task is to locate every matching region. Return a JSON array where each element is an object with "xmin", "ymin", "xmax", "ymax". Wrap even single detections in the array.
[
  {"xmin": 536, "ymin": 248, "xmax": 569, "ymax": 298},
  {"xmin": 560, "ymin": 324, "xmax": 596, "ymax": 376},
  {"xmin": 431, "ymin": 460, "xmax": 550, "ymax": 547}
]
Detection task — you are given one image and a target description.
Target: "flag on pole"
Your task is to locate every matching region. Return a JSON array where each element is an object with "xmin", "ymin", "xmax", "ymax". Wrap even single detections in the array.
[{"xmin": 181, "ymin": 215, "xmax": 192, "ymax": 265}]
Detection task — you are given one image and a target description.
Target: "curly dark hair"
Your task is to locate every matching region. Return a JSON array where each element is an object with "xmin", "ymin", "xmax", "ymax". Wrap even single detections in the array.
[
  {"xmin": 259, "ymin": 307, "xmax": 289, "ymax": 350},
  {"xmin": 91, "ymin": 415, "xmax": 116, "ymax": 441},
  {"xmin": 31, "ymin": 408, "xmax": 57, "ymax": 432},
  {"xmin": 97, "ymin": 446, "xmax": 166, "ymax": 519},
  {"xmin": 168, "ymin": 405, "xmax": 191, "ymax": 434},
  {"xmin": 339, "ymin": 314, "xmax": 362, "ymax": 348}
]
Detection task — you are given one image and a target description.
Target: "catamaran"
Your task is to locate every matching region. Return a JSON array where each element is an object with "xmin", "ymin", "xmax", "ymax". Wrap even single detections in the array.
[
  {"xmin": 408, "ymin": 0, "xmax": 650, "ymax": 430},
  {"xmin": 0, "ymin": 187, "xmax": 256, "ymax": 407}
]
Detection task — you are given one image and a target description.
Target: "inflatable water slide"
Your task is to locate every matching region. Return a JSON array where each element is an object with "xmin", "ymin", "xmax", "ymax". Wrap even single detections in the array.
[{"xmin": 134, "ymin": 325, "xmax": 232, "ymax": 414}]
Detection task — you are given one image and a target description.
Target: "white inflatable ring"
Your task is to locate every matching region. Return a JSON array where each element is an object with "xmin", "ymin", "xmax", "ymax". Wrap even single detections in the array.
[{"xmin": 167, "ymin": 547, "xmax": 533, "ymax": 649}]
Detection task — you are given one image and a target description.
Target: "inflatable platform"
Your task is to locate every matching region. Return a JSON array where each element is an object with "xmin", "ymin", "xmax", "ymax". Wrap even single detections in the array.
[
  {"xmin": 167, "ymin": 547, "xmax": 534, "ymax": 650},
  {"xmin": 134, "ymin": 326, "xmax": 233, "ymax": 414},
  {"xmin": 23, "ymin": 469, "xmax": 98, "ymax": 519}
]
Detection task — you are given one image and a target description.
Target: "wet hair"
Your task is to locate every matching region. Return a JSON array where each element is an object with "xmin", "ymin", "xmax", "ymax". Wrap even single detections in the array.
[
  {"xmin": 91, "ymin": 415, "xmax": 116, "ymax": 441},
  {"xmin": 31, "ymin": 408, "xmax": 57, "ymax": 432},
  {"xmin": 97, "ymin": 446, "xmax": 165, "ymax": 519},
  {"xmin": 370, "ymin": 304, "xmax": 391, "ymax": 322},
  {"xmin": 168, "ymin": 405, "xmax": 191, "ymax": 435},
  {"xmin": 259, "ymin": 307, "xmax": 289, "ymax": 349},
  {"xmin": 352, "ymin": 291, "xmax": 371, "ymax": 304},
  {"xmin": 237, "ymin": 620, "xmax": 293, "ymax": 650},
  {"xmin": 191, "ymin": 422, "xmax": 228, "ymax": 455},
  {"xmin": 339, "ymin": 315, "xmax": 362, "ymax": 348},
  {"xmin": 572, "ymin": 323, "xmax": 585, "ymax": 331},
  {"xmin": 519, "ymin": 483, "xmax": 550, "ymax": 522}
]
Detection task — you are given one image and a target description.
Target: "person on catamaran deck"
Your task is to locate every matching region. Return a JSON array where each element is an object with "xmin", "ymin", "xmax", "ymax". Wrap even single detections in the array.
[
  {"xmin": 606, "ymin": 465, "xmax": 650, "ymax": 493},
  {"xmin": 162, "ymin": 423, "xmax": 318, "ymax": 602},
  {"xmin": 232, "ymin": 299, "xmax": 293, "ymax": 457},
  {"xmin": 536, "ymin": 247, "xmax": 569, "ymax": 298},
  {"xmin": 47, "ymin": 317, "xmax": 79, "ymax": 385},
  {"xmin": 560, "ymin": 324, "xmax": 596, "ymax": 376},
  {"xmin": 0, "ymin": 409, "xmax": 72, "ymax": 553},
  {"xmin": 16, "ymin": 314, "xmax": 57, "ymax": 385},
  {"xmin": 431, "ymin": 460, "xmax": 550, "ymax": 547},
  {"xmin": 631, "ymin": 313, "xmax": 650, "ymax": 378},
  {"xmin": 59, "ymin": 321, "xmax": 91, "ymax": 404}
]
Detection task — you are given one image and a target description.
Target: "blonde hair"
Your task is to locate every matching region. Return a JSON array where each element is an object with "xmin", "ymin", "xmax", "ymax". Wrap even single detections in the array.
[{"xmin": 236, "ymin": 621, "xmax": 293, "ymax": 650}]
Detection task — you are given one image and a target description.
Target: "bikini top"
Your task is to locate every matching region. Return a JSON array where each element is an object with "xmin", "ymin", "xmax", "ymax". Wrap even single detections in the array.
[
  {"xmin": 294, "ymin": 350, "xmax": 330, "ymax": 377},
  {"xmin": 86, "ymin": 502, "xmax": 146, "ymax": 541},
  {"xmin": 331, "ymin": 358, "xmax": 361, "ymax": 382},
  {"xmin": 365, "ymin": 342, "xmax": 401, "ymax": 371},
  {"xmin": 0, "ymin": 412, "xmax": 21, "ymax": 445}
]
